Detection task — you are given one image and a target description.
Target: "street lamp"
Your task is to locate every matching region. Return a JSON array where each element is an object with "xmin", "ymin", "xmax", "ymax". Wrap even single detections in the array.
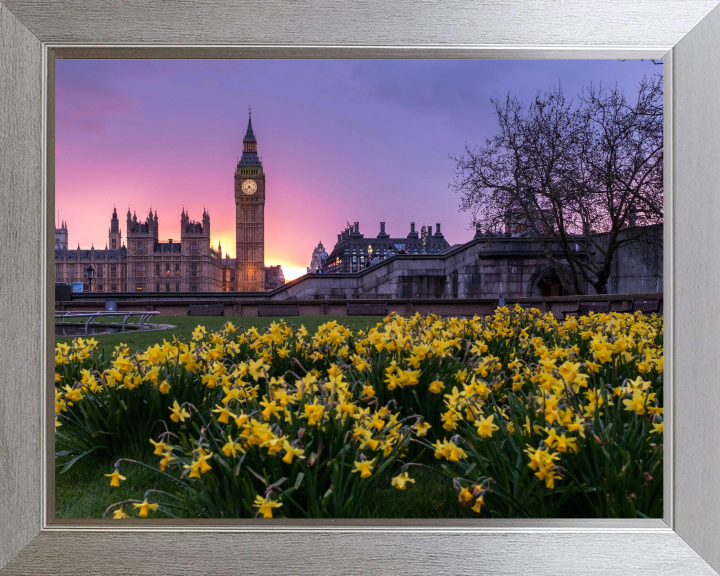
[{"xmin": 84, "ymin": 265, "xmax": 94, "ymax": 292}]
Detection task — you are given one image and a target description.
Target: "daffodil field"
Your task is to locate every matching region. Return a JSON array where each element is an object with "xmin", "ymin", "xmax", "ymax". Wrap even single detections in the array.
[{"xmin": 55, "ymin": 306, "xmax": 663, "ymax": 519}]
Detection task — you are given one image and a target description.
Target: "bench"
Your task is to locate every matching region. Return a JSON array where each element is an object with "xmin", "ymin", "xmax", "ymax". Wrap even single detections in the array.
[
  {"xmin": 347, "ymin": 302, "xmax": 389, "ymax": 316},
  {"xmin": 258, "ymin": 305, "xmax": 300, "ymax": 317},
  {"xmin": 632, "ymin": 299, "xmax": 660, "ymax": 315},
  {"xmin": 188, "ymin": 304, "xmax": 225, "ymax": 316},
  {"xmin": 562, "ymin": 301, "xmax": 611, "ymax": 319}
]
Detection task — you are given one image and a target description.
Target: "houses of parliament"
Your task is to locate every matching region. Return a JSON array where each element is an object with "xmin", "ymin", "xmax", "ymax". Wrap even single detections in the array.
[{"xmin": 54, "ymin": 113, "xmax": 285, "ymax": 293}]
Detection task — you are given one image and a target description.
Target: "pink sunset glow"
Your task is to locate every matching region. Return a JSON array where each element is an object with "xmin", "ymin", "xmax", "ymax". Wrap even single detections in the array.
[{"xmin": 56, "ymin": 59, "xmax": 654, "ymax": 280}]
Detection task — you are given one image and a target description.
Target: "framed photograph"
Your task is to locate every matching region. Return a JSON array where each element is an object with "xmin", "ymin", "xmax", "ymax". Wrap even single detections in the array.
[{"xmin": 2, "ymin": 1, "xmax": 720, "ymax": 574}]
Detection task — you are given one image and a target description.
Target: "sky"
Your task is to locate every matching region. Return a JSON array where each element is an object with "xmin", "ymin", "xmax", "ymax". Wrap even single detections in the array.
[{"xmin": 55, "ymin": 59, "xmax": 658, "ymax": 280}]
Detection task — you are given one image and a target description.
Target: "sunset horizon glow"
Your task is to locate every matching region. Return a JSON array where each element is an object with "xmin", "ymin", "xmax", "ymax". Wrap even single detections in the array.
[{"xmin": 56, "ymin": 59, "xmax": 656, "ymax": 281}]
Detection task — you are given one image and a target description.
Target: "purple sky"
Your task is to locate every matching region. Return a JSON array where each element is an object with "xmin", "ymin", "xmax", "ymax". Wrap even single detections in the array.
[{"xmin": 56, "ymin": 58, "xmax": 658, "ymax": 280}]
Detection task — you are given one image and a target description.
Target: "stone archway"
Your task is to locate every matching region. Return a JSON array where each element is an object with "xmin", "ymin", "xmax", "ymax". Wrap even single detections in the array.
[{"xmin": 527, "ymin": 266, "xmax": 568, "ymax": 297}]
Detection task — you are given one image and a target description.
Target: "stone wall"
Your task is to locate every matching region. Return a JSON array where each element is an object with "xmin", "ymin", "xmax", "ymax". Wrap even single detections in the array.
[
  {"xmin": 270, "ymin": 236, "xmax": 586, "ymax": 300},
  {"xmin": 604, "ymin": 225, "xmax": 663, "ymax": 295},
  {"xmin": 57, "ymin": 294, "xmax": 662, "ymax": 319}
]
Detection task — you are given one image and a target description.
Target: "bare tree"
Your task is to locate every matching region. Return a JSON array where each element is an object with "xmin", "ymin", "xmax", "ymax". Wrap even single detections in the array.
[{"xmin": 452, "ymin": 75, "xmax": 663, "ymax": 294}]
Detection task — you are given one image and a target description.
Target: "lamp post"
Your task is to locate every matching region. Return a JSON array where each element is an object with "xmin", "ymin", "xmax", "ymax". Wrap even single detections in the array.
[
  {"xmin": 367, "ymin": 245, "xmax": 373, "ymax": 267},
  {"xmin": 85, "ymin": 265, "xmax": 94, "ymax": 293}
]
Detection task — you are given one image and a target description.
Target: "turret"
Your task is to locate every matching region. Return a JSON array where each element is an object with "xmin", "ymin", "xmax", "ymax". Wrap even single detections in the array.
[
  {"xmin": 109, "ymin": 206, "xmax": 122, "ymax": 250},
  {"xmin": 54, "ymin": 217, "xmax": 69, "ymax": 250},
  {"xmin": 202, "ymin": 208, "xmax": 211, "ymax": 238}
]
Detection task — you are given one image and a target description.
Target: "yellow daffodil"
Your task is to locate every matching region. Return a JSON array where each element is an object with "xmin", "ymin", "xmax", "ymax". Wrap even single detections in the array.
[
  {"xmin": 191, "ymin": 325, "xmax": 207, "ymax": 341},
  {"xmin": 169, "ymin": 400, "xmax": 190, "ymax": 423},
  {"xmin": 248, "ymin": 359, "xmax": 268, "ymax": 382},
  {"xmin": 112, "ymin": 507, "xmax": 130, "ymax": 519},
  {"xmin": 159, "ymin": 451, "xmax": 175, "ymax": 471},
  {"xmin": 352, "ymin": 458, "xmax": 376, "ymax": 478},
  {"xmin": 149, "ymin": 438, "xmax": 170, "ymax": 455},
  {"xmin": 253, "ymin": 495, "xmax": 282, "ymax": 518},
  {"xmin": 281, "ymin": 440, "xmax": 306, "ymax": 464},
  {"xmin": 222, "ymin": 435, "xmax": 245, "ymax": 458},
  {"xmin": 471, "ymin": 495, "xmax": 485, "ymax": 514},
  {"xmin": 623, "ymin": 392, "xmax": 649, "ymax": 415},
  {"xmin": 458, "ymin": 487, "xmax": 473, "ymax": 506},
  {"xmin": 391, "ymin": 472, "xmax": 415, "ymax": 490},
  {"xmin": 475, "ymin": 414, "xmax": 499, "ymax": 439},
  {"xmin": 212, "ymin": 404, "xmax": 237, "ymax": 424},
  {"xmin": 133, "ymin": 499, "xmax": 159, "ymax": 517},
  {"xmin": 429, "ymin": 380, "xmax": 445, "ymax": 394},
  {"xmin": 104, "ymin": 470, "xmax": 126, "ymax": 488}
]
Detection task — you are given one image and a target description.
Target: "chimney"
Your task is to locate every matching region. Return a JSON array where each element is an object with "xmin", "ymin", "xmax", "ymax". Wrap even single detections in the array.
[
  {"xmin": 169, "ymin": 239, "xmax": 173, "ymax": 244},
  {"xmin": 436, "ymin": 223, "xmax": 441, "ymax": 235},
  {"xmin": 428, "ymin": 225, "xmax": 433, "ymax": 236},
  {"xmin": 380, "ymin": 222, "xmax": 385, "ymax": 234},
  {"xmin": 337, "ymin": 233, "xmax": 342, "ymax": 243},
  {"xmin": 410, "ymin": 222, "xmax": 415, "ymax": 233},
  {"xmin": 354, "ymin": 222, "xmax": 359, "ymax": 234}
]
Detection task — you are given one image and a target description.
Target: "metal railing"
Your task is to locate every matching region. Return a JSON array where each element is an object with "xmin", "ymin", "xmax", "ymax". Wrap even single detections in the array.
[{"xmin": 55, "ymin": 310, "xmax": 160, "ymax": 333}]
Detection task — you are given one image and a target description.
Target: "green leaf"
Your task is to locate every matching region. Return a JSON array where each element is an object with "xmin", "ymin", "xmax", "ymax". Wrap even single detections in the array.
[
  {"xmin": 294, "ymin": 472, "xmax": 305, "ymax": 489},
  {"xmin": 58, "ymin": 448, "xmax": 97, "ymax": 473}
]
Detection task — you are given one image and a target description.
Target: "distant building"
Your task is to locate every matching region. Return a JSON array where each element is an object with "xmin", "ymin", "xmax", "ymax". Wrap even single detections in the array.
[
  {"xmin": 217, "ymin": 257, "xmax": 285, "ymax": 291},
  {"xmin": 324, "ymin": 221, "xmax": 451, "ymax": 273},
  {"xmin": 307, "ymin": 241, "xmax": 328, "ymax": 273},
  {"xmin": 265, "ymin": 265, "xmax": 286, "ymax": 290},
  {"xmin": 55, "ymin": 207, "xmax": 223, "ymax": 292},
  {"xmin": 55, "ymin": 220, "xmax": 68, "ymax": 250}
]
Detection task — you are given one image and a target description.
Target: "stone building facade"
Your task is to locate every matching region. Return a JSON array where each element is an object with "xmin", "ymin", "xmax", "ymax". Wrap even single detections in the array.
[
  {"xmin": 55, "ymin": 206, "xmax": 285, "ymax": 293},
  {"xmin": 55, "ymin": 207, "xmax": 223, "ymax": 293},
  {"xmin": 55, "ymin": 114, "xmax": 285, "ymax": 294},
  {"xmin": 324, "ymin": 221, "xmax": 451, "ymax": 273}
]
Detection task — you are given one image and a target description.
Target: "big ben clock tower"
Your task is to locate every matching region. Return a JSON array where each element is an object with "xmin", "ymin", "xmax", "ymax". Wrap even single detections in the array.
[{"xmin": 235, "ymin": 109, "xmax": 265, "ymax": 291}]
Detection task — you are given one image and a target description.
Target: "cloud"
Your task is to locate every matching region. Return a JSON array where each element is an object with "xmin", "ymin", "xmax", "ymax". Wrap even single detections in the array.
[
  {"xmin": 56, "ymin": 79, "xmax": 133, "ymax": 134},
  {"xmin": 349, "ymin": 60, "xmax": 491, "ymax": 133}
]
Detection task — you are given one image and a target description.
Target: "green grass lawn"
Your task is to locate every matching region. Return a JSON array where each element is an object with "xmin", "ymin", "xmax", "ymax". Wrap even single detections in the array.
[
  {"xmin": 55, "ymin": 453, "xmax": 181, "ymax": 519},
  {"xmin": 55, "ymin": 315, "xmax": 384, "ymax": 353}
]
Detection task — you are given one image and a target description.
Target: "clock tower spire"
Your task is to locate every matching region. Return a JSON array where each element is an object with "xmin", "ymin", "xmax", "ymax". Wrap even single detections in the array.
[{"xmin": 234, "ymin": 108, "xmax": 265, "ymax": 291}]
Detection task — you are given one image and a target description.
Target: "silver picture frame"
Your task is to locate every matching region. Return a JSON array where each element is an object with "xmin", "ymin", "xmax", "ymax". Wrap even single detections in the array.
[{"xmin": 1, "ymin": 0, "xmax": 720, "ymax": 573}]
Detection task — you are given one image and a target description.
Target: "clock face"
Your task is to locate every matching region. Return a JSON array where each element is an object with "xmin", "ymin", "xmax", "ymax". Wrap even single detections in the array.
[{"xmin": 241, "ymin": 179, "xmax": 257, "ymax": 195}]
